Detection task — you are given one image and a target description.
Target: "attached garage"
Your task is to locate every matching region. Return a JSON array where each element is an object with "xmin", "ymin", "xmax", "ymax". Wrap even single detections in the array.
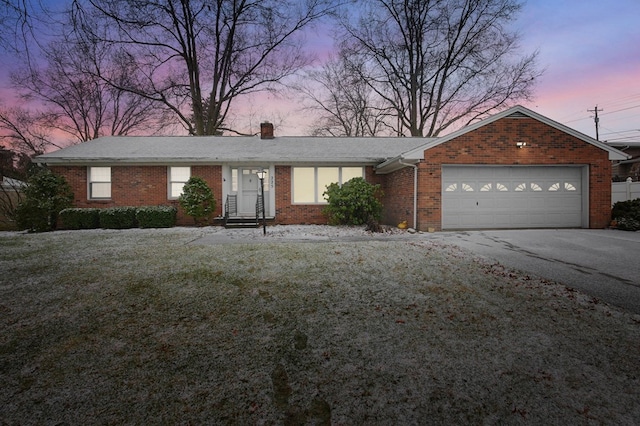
[{"xmin": 441, "ymin": 166, "xmax": 586, "ymax": 229}]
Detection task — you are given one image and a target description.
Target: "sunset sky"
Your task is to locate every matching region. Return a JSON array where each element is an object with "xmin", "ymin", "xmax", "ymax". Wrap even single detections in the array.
[
  {"xmin": 1, "ymin": 0, "xmax": 639, "ymax": 143},
  {"xmin": 514, "ymin": 0, "xmax": 640, "ymax": 144},
  {"xmin": 269, "ymin": 0, "xmax": 640, "ymax": 142}
]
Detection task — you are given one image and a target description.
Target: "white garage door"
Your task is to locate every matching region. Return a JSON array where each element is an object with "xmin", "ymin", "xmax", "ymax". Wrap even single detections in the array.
[{"xmin": 442, "ymin": 166, "xmax": 584, "ymax": 229}]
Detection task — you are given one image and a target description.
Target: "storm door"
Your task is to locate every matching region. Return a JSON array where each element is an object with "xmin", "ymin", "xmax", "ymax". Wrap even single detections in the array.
[{"xmin": 231, "ymin": 167, "xmax": 270, "ymax": 216}]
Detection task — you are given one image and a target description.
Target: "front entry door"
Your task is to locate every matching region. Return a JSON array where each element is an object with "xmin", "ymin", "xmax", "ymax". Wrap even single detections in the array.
[
  {"xmin": 239, "ymin": 169, "xmax": 259, "ymax": 215},
  {"xmin": 233, "ymin": 167, "xmax": 269, "ymax": 216}
]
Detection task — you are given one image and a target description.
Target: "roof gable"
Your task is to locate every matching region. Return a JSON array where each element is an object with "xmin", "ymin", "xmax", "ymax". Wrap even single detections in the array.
[{"xmin": 400, "ymin": 105, "xmax": 629, "ymax": 161}]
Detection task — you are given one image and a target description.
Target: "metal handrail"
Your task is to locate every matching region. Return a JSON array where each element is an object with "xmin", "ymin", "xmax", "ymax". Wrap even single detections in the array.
[
  {"xmin": 224, "ymin": 194, "xmax": 237, "ymax": 224},
  {"xmin": 255, "ymin": 194, "xmax": 263, "ymax": 224}
]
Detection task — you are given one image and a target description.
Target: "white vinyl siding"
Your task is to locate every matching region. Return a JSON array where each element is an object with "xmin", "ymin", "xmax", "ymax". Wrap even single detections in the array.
[
  {"xmin": 88, "ymin": 167, "xmax": 111, "ymax": 199},
  {"xmin": 292, "ymin": 167, "xmax": 364, "ymax": 204},
  {"xmin": 169, "ymin": 167, "xmax": 190, "ymax": 199}
]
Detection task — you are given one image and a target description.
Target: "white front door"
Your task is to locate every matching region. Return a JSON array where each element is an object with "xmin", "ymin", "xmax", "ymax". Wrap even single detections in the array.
[{"xmin": 232, "ymin": 167, "xmax": 269, "ymax": 216}]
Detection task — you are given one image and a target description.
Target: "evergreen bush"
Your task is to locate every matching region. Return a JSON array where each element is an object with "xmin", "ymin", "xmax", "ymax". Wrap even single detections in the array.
[
  {"xmin": 99, "ymin": 207, "xmax": 138, "ymax": 229},
  {"xmin": 178, "ymin": 177, "xmax": 216, "ymax": 225},
  {"xmin": 136, "ymin": 206, "xmax": 177, "ymax": 228},
  {"xmin": 15, "ymin": 168, "xmax": 73, "ymax": 232},
  {"xmin": 322, "ymin": 177, "xmax": 383, "ymax": 225},
  {"xmin": 59, "ymin": 208, "xmax": 100, "ymax": 230},
  {"xmin": 612, "ymin": 199, "xmax": 640, "ymax": 231}
]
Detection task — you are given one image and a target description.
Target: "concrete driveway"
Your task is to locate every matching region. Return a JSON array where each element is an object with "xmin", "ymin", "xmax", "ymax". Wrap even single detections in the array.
[{"xmin": 431, "ymin": 229, "xmax": 640, "ymax": 315}]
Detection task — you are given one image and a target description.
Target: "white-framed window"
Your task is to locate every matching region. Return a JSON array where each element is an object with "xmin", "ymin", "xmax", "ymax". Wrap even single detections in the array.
[
  {"xmin": 88, "ymin": 166, "xmax": 111, "ymax": 199},
  {"xmin": 292, "ymin": 166, "xmax": 364, "ymax": 204},
  {"xmin": 169, "ymin": 166, "xmax": 191, "ymax": 199},
  {"xmin": 231, "ymin": 168, "xmax": 238, "ymax": 192}
]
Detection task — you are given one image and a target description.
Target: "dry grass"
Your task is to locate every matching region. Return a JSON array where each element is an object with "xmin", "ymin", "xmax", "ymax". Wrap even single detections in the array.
[{"xmin": 1, "ymin": 227, "xmax": 639, "ymax": 424}]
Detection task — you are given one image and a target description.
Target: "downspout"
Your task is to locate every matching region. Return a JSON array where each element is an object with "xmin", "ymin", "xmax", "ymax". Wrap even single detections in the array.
[{"xmin": 398, "ymin": 158, "xmax": 418, "ymax": 230}]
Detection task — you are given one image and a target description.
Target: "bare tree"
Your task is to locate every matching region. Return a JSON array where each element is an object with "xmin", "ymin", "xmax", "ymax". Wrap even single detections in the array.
[
  {"xmin": 72, "ymin": 0, "xmax": 339, "ymax": 136},
  {"xmin": 1, "ymin": 0, "xmax": 29, "ymax": 51},
  {"xmin": 339, "ymin": 0, "xmax": 541, "ymax": 137},
  {"xmin": 0, "ymin": 107, "xmax": 59, "ymax": 156},
  {"xmin": 299, "ymin": 48, "xmax": 393, "ymax": 136},
  {"xmin": 11, "ymin": 16, "xmax": 172, "ymax": 144}
]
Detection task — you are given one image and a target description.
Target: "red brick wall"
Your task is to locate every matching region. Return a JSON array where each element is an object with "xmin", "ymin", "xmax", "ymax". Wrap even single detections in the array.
[
  {"xmin": 416, "ymin": 116, "xmax": 612, "ymax": 231},
  {"xmin": 50, "ymin": 165, "xmax": 223, "ymax": 226},
  {"xmin": 274, "ymin": 165, "xmax": 326, "ymax": 224},
  {"xmin": 380, "ymin": 167, "xmax": 415, "ymax": 227}
]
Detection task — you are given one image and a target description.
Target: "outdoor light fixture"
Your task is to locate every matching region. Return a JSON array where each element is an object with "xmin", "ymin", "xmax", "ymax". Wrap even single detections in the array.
[
  {"xmin": 516, "ymin": 141, "xmax": 527, "ymax": 148},
  {"xmin": 256, "ymin": 169, "xmax": 267, "ymax": 235}
]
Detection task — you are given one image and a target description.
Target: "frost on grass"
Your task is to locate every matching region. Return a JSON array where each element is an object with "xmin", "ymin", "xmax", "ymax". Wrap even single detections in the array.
[{"xmin": 1, "ymin": 227, "xmax": 639, "ymax": 424}]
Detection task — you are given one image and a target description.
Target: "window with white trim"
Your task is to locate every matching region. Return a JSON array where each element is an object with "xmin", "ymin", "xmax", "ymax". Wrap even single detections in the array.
[
  {"xmin": 292, "ymin": 166, "xmax": 364, "ymax": 203},
  {"xmin": 88, "ymin": 167, "xmax": 111, "ymax": 199},
  {"xmin": 169, "ymin": 166, "xmax": 191, "ymax": 199}
]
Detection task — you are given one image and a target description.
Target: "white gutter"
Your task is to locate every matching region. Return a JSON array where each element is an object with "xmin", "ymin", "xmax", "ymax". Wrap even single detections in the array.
[{"xmin": 398, "ymin": 158, "xmax": 418, "ymax": 230}]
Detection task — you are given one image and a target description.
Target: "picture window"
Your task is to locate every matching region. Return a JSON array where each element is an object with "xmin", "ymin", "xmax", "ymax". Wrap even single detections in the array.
[{"xmin": 292, "ymin": 167, "xmax": 363, "ymax": 203}]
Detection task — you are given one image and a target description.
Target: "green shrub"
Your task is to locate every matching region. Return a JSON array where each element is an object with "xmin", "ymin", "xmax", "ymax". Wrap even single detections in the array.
[
  {"xmin": 178, "ymin": 176, "xmax": 216, "ymax": 225},
  {"xmin": 99, "ymin": 207, "xmax": 138, "ymax": 229},
  {"xmin": 15, "ymin": 168, "xmax": 73, "ymax": 232},
  {"xmin": 136, "ymin": 206, "xmax": 177, "ymax": 228},
  {"xmin": 322, "ymin": 177, "xmax": 383, "ymax": 225},
  {"xmin": 59, "ymin": 208, "xmax": 101, "ymax": 230},
  {"xmin": 612, "ymin": 199, "xmax": 640, "ymax": 231}
]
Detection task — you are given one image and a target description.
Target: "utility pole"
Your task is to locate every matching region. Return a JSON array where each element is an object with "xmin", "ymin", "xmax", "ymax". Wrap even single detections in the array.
[{"xmin": 588, "ymin": 105, "xmax": 603, "ymax": 140}]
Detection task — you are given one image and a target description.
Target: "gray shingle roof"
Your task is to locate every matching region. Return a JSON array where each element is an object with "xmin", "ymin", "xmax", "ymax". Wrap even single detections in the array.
[
  {"xmin": 35, "ymin": 106, "xmax": 630, "ymax": 168},
  {"xmin": 35, "ymin": 135, "xmax": 430, "ymax": 165}
]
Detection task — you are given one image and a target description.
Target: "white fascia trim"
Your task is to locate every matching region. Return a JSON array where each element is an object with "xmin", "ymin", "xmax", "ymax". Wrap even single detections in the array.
[{"xmin": 375, "ymin": 156, "xmax": 419, "ymax": 174}]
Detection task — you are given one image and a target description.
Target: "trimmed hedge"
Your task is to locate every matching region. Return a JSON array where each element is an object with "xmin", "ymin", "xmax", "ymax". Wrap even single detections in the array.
[
  {"xmin": 60, "ymin": 208, "xmax": 101, "ymax": 230},
  {"xmin": 99, "ymin": 207, "xmax": 138, "ymax": 229},
  {"xmin": 136, "ymin": 206, "xmax": 177, "ymax": 228},
  {"xmin": 59, "ymin": 206, "xmax": 178, "ymax": 230}
]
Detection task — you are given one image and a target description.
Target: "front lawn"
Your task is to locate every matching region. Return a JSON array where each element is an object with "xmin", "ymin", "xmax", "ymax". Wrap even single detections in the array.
[{"xmin": 1, "ymin": 228, "xmax": 638, "ymax": 424}]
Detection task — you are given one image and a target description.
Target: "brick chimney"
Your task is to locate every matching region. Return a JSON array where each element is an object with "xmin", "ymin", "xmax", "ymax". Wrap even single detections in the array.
[{"xmin": 260, "ymin": 122, "xmax": 274, "ymax": 139}]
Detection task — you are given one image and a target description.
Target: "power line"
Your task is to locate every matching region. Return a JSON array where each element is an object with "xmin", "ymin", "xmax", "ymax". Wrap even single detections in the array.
[
  {"xmin": 601, "ymin": 104, "xmax": 640, "ymax": 116},
  {"xmin": 601, "ymin": 128, "xmax": 640, "ymax": 136}
]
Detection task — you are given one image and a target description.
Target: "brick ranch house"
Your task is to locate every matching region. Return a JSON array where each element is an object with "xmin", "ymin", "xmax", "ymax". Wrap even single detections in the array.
[{"xmin": 35, "ymin": 105, "xmax": 629, "ymax": 231}]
